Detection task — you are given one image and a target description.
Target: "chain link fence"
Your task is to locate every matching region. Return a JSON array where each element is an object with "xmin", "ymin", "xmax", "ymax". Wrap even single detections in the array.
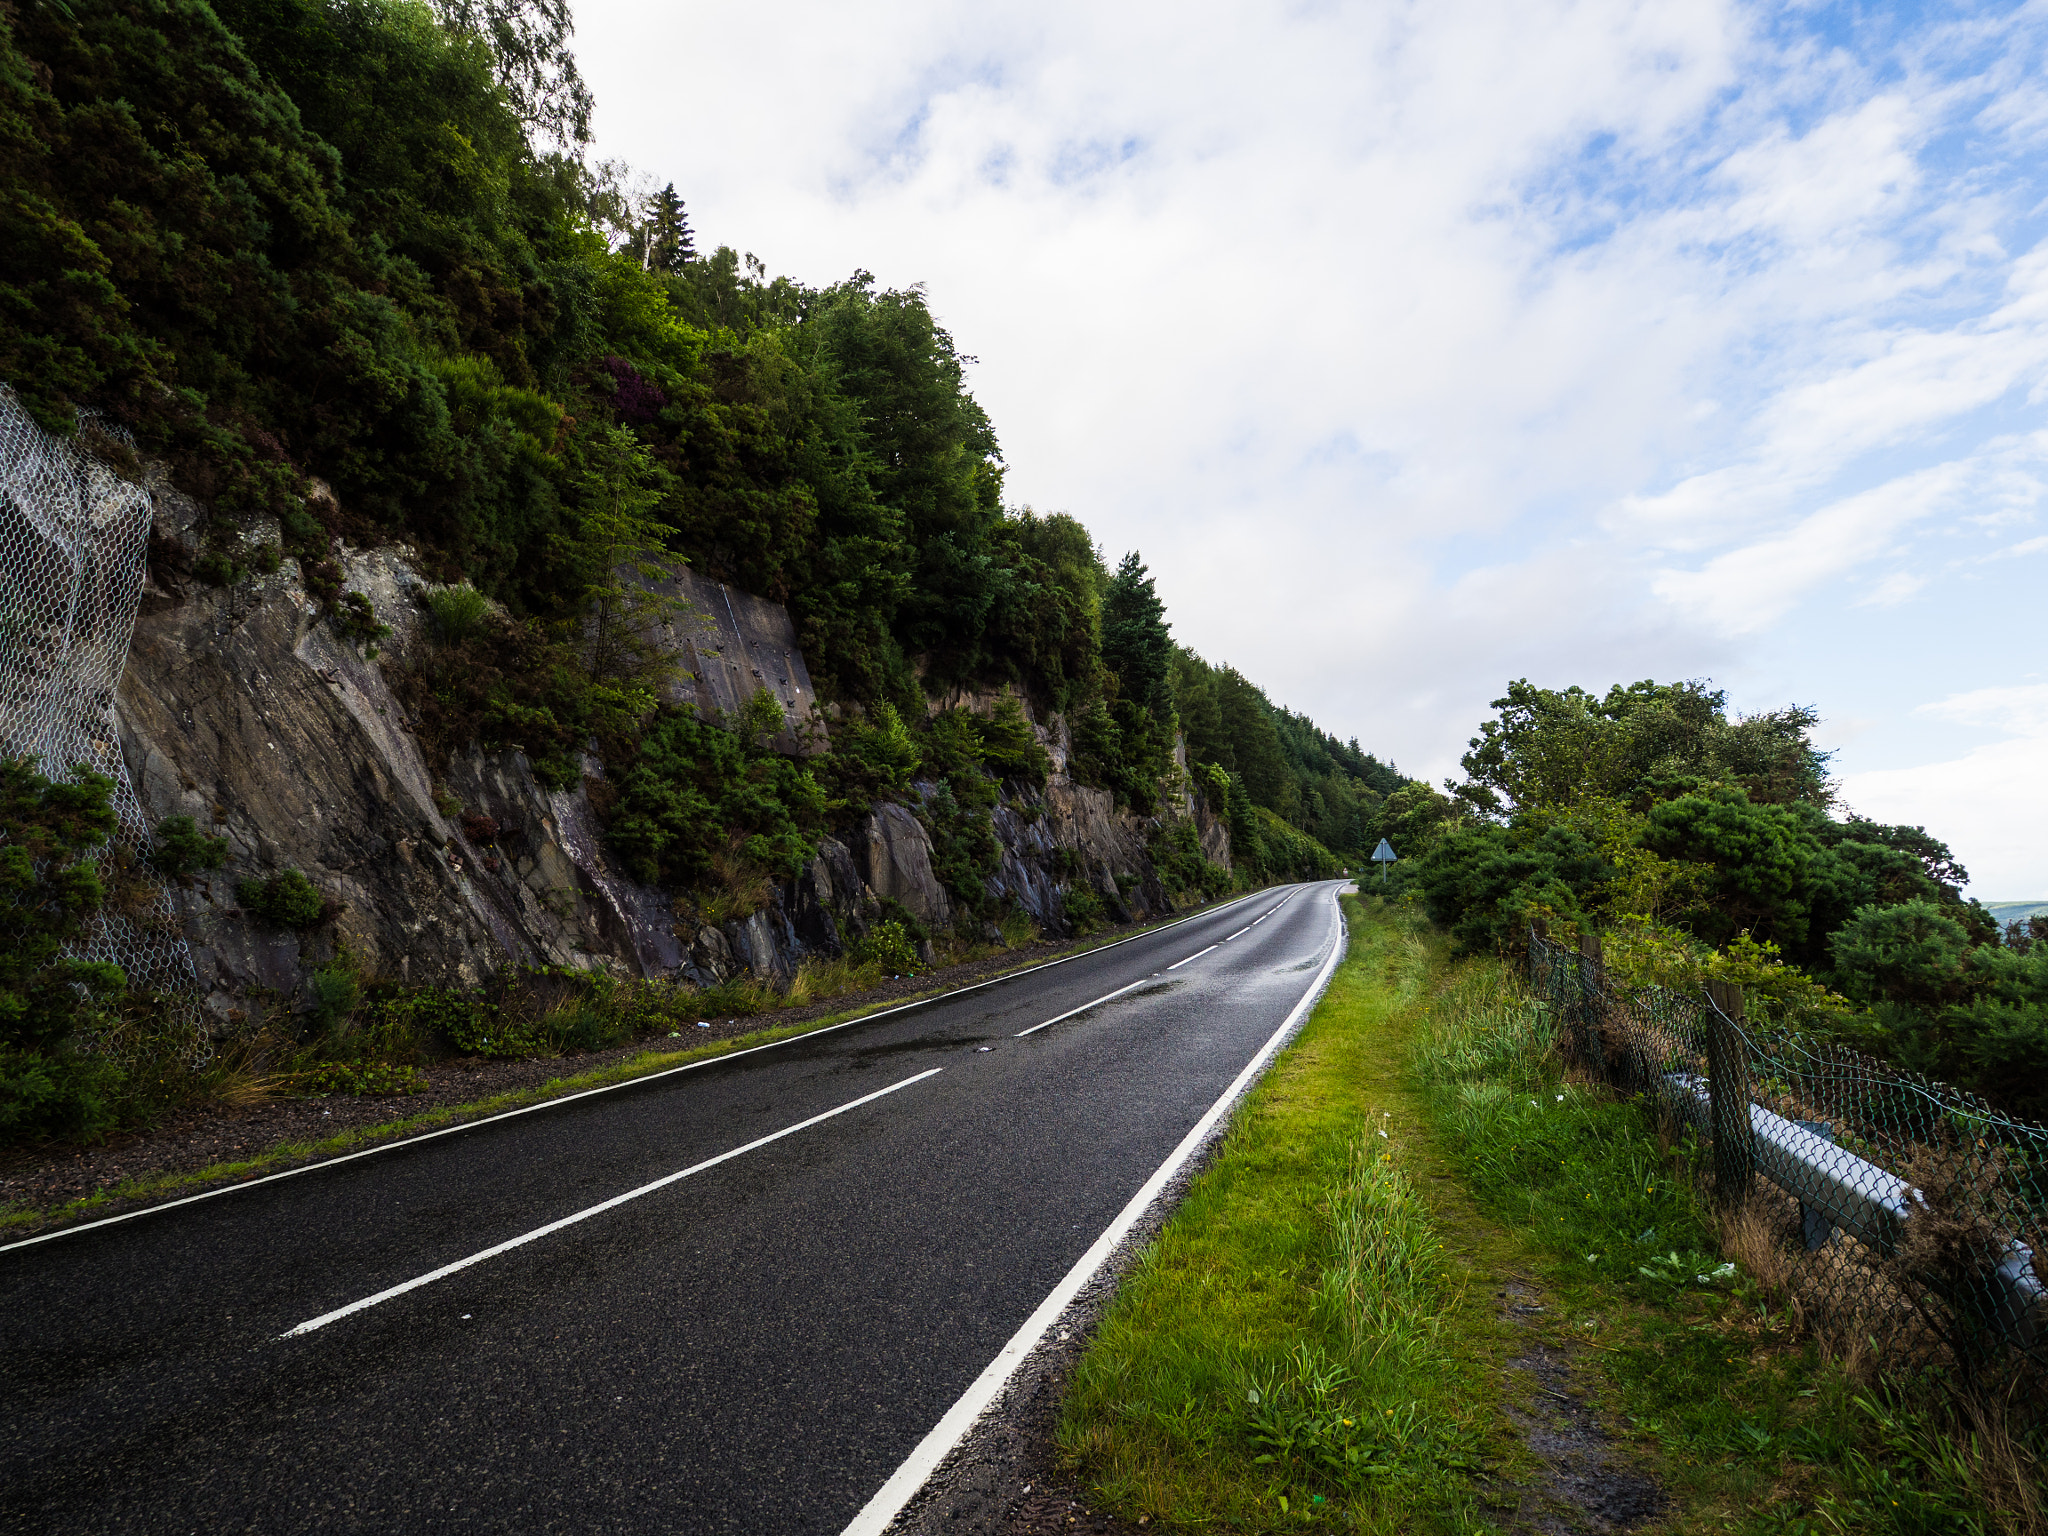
[
  {"xmin": 0, "ymin": 385, "xmax": 204, "ymax": 1058},
  {"xmin": 1530, "ymin": 926, "xmax": 2046, "ymax": 1408}
]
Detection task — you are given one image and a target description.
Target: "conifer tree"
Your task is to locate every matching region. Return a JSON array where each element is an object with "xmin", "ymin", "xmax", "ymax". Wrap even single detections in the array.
[{"xmin": 643, "ymin": 184, "xmax": 696, "ymax": 274}]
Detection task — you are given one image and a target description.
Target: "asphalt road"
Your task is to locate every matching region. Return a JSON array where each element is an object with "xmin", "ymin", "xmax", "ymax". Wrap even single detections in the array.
[{"xmin": 2, "ymin": 880, "xmax": 1349, "ymax": 1534}]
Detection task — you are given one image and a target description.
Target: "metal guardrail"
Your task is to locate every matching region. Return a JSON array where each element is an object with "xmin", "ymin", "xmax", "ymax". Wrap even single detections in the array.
[{"xmin": 1531, "ymin": 928, "xmax": 2048, "ymax": 1396}]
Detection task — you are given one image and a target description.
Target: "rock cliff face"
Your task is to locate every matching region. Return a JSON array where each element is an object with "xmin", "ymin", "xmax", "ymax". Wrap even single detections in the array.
[{"xmin": 112, "ymin": 488, "xmax": 1228, "ymax": 1022}]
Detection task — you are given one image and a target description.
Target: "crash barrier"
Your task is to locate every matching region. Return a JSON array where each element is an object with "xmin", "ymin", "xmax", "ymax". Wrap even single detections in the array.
[
  {"xmin": 0, "ymin": 387, "xmax": 203, "ymax": 1054},
  {"xmin": 1529, "ymin": 927, "xmax": 2046, "ymax": 1410}
]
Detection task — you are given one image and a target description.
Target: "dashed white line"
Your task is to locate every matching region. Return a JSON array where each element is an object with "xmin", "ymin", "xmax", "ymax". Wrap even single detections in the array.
[
  {"xmin": 279, "ymin": 1068, "xmax": 945, "ymax": 1339},
  {"xmin": 1016, "ymin": 977, "xmax": 1156, "ymax": 1037},
  {"xmin": 1225, "ymin": 926, "xmax": 1250, "ymax": 940},
  {"xmin": 2, "ymin": 889, "xmax": 1273, "ymax": 1257},
  {"xmin": 1166, "ymin": 945, "xmax": 1218, "ymax": 971}
]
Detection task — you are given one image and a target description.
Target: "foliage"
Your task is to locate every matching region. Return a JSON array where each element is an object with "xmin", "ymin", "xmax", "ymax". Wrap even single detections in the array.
[
  {"xmin": 606, "ymin": 706, "xmax": 824, "ymax": 886},
  {"xmin": 1148, "ymin": 819, "xmax": 1231, "ymax": 903},
  {"xmin": 236, "ymin": 869, "xmax": 326, "ymax": 929},
  {"xmin": 0, "ymin": 759, "xmax": 126, "ymax": 1139},
  {"xmin": 849, "ymin": 919, "xmax": 918, "ymax": 975},
  {"xmin": 426, "ymin": 584, "xmax": 491, "ymax": 645},
  {"xmin": 1827, "ymin": 902, "xmax": 2048, "ymax": 1119},
  {"xmin": 149, "ymin": 815, "xmax": 227, "ymax": 878}
]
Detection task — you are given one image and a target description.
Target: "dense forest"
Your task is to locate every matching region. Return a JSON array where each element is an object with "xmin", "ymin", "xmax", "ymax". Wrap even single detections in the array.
[
  {"xmin": 1394, "ymin": 680, "xmax": 2048, "ymax": 1119},
  {"xmin": 0, "ymin": 0, "xmax": 1418, "ymax": 1134}
]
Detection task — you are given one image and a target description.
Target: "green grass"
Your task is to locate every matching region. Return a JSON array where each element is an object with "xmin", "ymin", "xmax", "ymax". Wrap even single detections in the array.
[
  {"xmin": 1410, "ymin": 937, "xmax": 2045, "ymax": 1536},
  {"xmin": 1055, "ymin": 896, "xmax": 1509, "ymax": 1531},
  {"xmin": 1054, "ymin": 897, "xmax": 2045, "ymax": 1535}
]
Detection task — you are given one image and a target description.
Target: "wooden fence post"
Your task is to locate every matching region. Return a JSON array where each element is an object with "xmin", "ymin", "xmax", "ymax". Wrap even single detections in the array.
[
  {"xmin": 1577, "ymin": 932, "xmax": 1607, "ymax": 1077},
  {"xmin": 1704, "ymin": 978, "xmax": 1755, "ymax": 1202}
]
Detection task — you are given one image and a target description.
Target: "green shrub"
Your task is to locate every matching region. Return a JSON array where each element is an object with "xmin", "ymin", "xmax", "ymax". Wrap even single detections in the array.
[
  {"xmin": 298, "ymin": 1060, "xmax": 425, "ymax": 1096},
  {"xmin": 426, "ymin": 584, "xmax": 491, "ymax": 646},
  {"xmin": 334, "ymin": 591, "xmax": 390, "ymax": 655},
  {"xmin": 851, "ymin": 920, "xmax": 919, "ymax": 975},
  {"xmin": 150, "ymin": 814, "xmax": 227, "ymax": 878},
  {"xmin": 0, "ymin": 758, "xmax": 128, "ymax": 1141},
  {"xmin": 1063, "ymin": 883, "xmax": 1107, "ymax": 933},
  {"xmin": 307, "ymin": 960, "xmax": 360, "ymax": 1033},
  {"xmin": 236, "ymin": 869, "xmax": 326, "ymax": 928},
  {"xmin": 970, "ymin": 691, "xmax": 1049, "ymax": 782}
]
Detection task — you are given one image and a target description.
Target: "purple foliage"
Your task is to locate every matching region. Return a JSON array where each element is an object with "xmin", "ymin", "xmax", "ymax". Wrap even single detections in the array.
[{"xmin": 601, "ymin": 355, "xmax": 668, "ymax": 426}]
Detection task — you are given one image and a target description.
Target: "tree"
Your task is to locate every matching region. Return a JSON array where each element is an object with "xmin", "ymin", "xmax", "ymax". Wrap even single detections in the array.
[
  {"xmin": 570, "ymin": 426, "xmax": 687, "ymax": 687},
  {"xmin": 1100, "ymin": 553, "xmax": 1172, "ymax": 717},
  {"xmin": 432, "ymin": 0, "xmax": 594, "ymax": 152},
  {"xmin": 642, "ymin": 183, "xmax": 696, "ymax": 274}
]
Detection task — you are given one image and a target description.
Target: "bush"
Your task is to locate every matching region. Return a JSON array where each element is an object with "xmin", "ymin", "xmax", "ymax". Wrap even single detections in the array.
[
  {"xmin": 0, "ymin": 758, "xmax": 128, "ymax": 1140},
  {"xmin": 150, "ymin": 814, "xmax": 227, "ymax": 878},
  {"xmin": 237, "ymin": 869, "xmax": 326, "ymax": 928},
  {"xmin": 427, "ymin": 584, "xmax": 491, "ymax": 646},
  {"xmin": 1063, "ymin": 883, "xmax": 1107, "ymax": 933},
  {"xmin": 298, "ymin": 1060, "xmax": 425, "ymax": 1096},
  {"xmin": 851, "ymin": 920, "xmax": 919, "ymax": 975}
]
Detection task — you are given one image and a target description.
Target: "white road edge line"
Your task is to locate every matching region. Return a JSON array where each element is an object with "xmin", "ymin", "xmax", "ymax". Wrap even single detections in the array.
[
  {"xmin": 1, "ymin": 887, "xmax": 1284, "ymax": 1257},
  {"xmin": 839, "ymin": 882, "xmax": 1350, "ymax": 1536},
  {"xmin": 1165, "ymin": 945, "xmax": 1217, "ymax": 971},
  {"xmin": 280, "ymin": 1067, "xmax": 946, "ymax": 1340}
]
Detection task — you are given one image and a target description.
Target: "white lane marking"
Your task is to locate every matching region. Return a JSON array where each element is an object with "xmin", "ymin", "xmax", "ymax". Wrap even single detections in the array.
[
  {"xmin": 839, "ymin": 884, "xmax": 1350, "ymax": 1536},
  {"xmin": 1015, "ymin": 977, "xmax": 1155, "ymax": 1037},
  {"xmin": 1166, "ymin": 945, "xmax": 1218, "ymax": 971},
  {"xmin": 1225, "ymin": 927, "xmax": 1250, "ymax": 940},
  {"xmin": 0, "ymin": 889, "xmax": 1279, "ymax": 1257},
  {"xmin": 280, "ymin": 1068, "xmax": 944, "ymax": 1339}
]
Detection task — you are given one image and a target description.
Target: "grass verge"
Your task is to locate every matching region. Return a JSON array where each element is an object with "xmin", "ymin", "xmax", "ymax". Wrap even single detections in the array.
[
  {"xmin": 1413, "ymin": 940, "xmax": 2045, "ymax": 1536},
  {"xmin": 1055, "ymin": 893, "xmax": 1511, "ymax": 1531},
  {"xmin": 1054, "ymin": 896, "xmax": 2043, "ymax": 1534}
]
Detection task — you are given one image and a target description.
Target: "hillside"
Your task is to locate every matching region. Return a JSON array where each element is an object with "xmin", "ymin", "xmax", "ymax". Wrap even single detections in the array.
[{"xmin": 0, "ymin": 0, "xmax": 1404, "ymax": 1143}]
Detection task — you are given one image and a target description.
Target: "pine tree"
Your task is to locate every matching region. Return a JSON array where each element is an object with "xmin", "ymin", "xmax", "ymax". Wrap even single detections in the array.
[{"xmin": 643, "ymin": 183, "xmax": 696, "ymax": 274}]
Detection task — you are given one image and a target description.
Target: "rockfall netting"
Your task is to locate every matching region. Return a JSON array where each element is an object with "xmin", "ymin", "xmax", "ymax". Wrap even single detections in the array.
[
  {"xmin": 1530, "ymin": 928, "xmax": 2047, "ymax": 1419},
  {"xmin": 0, "ymin": 386, "xmax": 203, "ymax": 1054}
]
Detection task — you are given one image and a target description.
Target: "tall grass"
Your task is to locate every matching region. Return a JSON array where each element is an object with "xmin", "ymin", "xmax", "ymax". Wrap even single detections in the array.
[{"xmin": 1409, "ymin": 952, "xmax": 2044, "ymax": 1536}]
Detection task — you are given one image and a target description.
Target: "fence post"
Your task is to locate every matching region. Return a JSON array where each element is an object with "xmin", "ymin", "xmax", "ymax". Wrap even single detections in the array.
[
  {"xmin": 1704, "ymin": 979, "xmax": 1755, "ymax": 1203},
  {"xmin": 1577, "ymin": 932, "xmax": 1607, "ymax": 1077}
]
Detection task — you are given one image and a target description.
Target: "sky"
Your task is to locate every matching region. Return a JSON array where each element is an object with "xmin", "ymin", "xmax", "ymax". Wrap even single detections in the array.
[{"xmin": 572, "ymin": 0, "xmax": 2048, "ymax": 897}]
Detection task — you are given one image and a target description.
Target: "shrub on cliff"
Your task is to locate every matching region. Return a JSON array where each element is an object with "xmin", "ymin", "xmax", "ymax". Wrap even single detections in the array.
[
  {"xmin": 0, "ymin": 759, "xmax": 127, "ymax": 1139},
  {"xmin": 237, "ymin": 869, "xmax": 326, "ymax": 929}
]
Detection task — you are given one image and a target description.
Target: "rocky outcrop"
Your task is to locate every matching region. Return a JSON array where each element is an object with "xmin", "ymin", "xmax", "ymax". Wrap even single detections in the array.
[{"xmin": 106, "ymin": 479, "xmax": 1228, "ymax": 1020}]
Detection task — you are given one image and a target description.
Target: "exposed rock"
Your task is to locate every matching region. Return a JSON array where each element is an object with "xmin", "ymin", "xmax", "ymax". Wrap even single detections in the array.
[
  {"xmin": 852, "ymin": 802, "xmax": 955, "ymax": 933},
  {"xmin": 107, "ymin": 480, "xmax": 1232, "ymax": 1014}
]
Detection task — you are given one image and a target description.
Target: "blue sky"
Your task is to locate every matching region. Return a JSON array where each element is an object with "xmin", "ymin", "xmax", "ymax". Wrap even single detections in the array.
[{"xmin": 574, "ymin": 0, "xmax": 2048, "ymax": 895}]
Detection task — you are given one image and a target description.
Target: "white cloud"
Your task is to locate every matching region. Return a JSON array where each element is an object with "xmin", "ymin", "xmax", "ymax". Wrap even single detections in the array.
[
  {"xmin": 574, "ymin": 0, "xmax": 2048, "ymax": 881},
  {"xmin": 1841, "ymin": 684, "xmax": 2048, "ymax": 897}
]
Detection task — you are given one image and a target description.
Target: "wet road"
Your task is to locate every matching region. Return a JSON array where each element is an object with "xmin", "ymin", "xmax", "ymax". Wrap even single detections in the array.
[{"xmin": 2, "ymin": 881, "xmax": 1348, "ymax": 1534}]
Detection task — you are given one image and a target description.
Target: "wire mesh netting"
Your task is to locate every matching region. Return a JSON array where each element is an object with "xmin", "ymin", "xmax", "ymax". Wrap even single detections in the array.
[
  {"xmin": 1531, "ymin": 928, "xmax": 2046, "ymax": 1402},
  {"xmin": 0, "ymin": 385, "xmax": 204, "ymax": 1056}
]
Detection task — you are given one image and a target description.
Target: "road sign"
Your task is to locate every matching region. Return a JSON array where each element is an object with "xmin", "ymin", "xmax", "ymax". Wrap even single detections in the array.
[{"xmin": 1370, "ymin": 838, "xmax": 1396, "ymax": 886}]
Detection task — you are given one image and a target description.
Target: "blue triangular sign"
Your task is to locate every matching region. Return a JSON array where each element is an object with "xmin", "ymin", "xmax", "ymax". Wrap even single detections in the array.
[{"xmin": 1371, "ymin": 839, "xmax": 1397, "ymax": 863}]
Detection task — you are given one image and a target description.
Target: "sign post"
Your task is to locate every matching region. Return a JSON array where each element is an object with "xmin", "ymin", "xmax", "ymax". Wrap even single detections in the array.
[{"xmin": 1370, "ymin": 838, "xmax": 1397, "ymax": 887}]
